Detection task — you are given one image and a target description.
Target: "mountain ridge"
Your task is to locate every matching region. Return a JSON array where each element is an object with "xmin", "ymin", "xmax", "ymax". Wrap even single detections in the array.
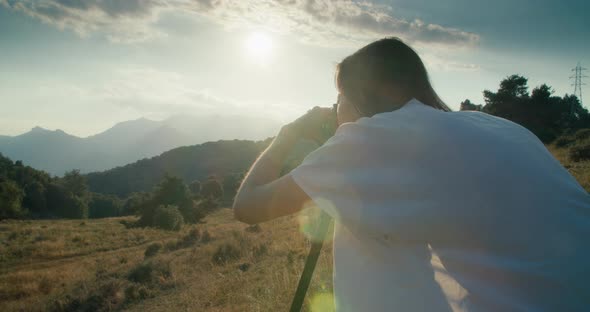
[{"xmin": 0, "ymin": 115, "xmax": 281, "ymax": 175}]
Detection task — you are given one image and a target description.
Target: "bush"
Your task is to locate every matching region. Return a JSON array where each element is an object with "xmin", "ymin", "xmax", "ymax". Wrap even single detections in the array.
[
  {"xmin": 153, "ymin": 205, "xmax": 184, "ymax": 231},
  {"xmin": 574, "ymin": 128, "xmax": 590, "ymax": 141},
  {"xmin": 183, "ymin": 228, "xmax": 201, "ymax": 244},
  {"xmin": 144, "ymin": 243, "xmax": 162, "ymax": 258},
  {"xmin": 178, "ymin": 200, "xmax": 205, "ymax": 224},
  {"xmin": 50, "ymin": 279, "xmax": 125, "ymax": 312},
  {"xmin": 128, "ymin": 260, "xmax": 172, "ymax": 285},
  {"xmin": 201, "ymin": 230, "xmax": 212, "ymax": 243},
  {"xmin": 212, "ymin": 243, "xmax": 242, "ymax": 265},
  {"xmin": 252, "ymin": 243, "xmax": 268, "ymax": 259},
  {"xmin": 554, "ymin": 135, "xmax": 575, "ymax": 148},
  {"xmin": 197, "ymin": 198, "xmax": 218, "ymax": 214},
  {"xmin": 124, "ymin": 284, "xmax": 152, "ymax": 303},
  {"xmin": 245, "ymin": 224, "xmax": 261, "ymax": 233},
  {"xmin": 570, "ymin": 140, "xmax": 590, "ymax": 162},
  {"xmin": 164, "ymin": 228, "xmax": 201, "ymax": 251}
]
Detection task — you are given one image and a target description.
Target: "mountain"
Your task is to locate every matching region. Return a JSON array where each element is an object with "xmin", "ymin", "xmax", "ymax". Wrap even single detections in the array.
[
  {"xmin": 86, "ymin": 139, "xmax": 272, "ymax": 197},
  {"xmin": 0, "ymin": 127, "xmax": 86, "ymax": 175},
  {"xmin": 0, "ymin": 115, "xmax": 282, "ymax": 176}
]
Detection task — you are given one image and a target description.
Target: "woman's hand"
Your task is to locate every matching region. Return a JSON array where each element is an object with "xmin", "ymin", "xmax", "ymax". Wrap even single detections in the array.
[{"xmin": 275, "ymin": 106, "xmax": 337, "ymax": 149}]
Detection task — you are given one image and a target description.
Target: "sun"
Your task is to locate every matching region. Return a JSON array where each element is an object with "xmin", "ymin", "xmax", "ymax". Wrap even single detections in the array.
[{"xmin": 245, "ymin": 32, "xmax": 273, "ymax": 64}]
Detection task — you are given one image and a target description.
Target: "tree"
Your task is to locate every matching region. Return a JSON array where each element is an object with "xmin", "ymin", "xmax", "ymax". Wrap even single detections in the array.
[
  {"xmin": 460, "ymin": 99, "xmax": 482, "ymax": 111},
  {"xmin": 139, "ymin": 175, "xmax": 204, "ymax": 226},
  {"xmin": 0, "ymin": 179, "xmax": 25, "ymax": 219},
  {"xmin": 189, "ymin": 180, "xmax": 201, "ymax": 198},
  {"xmin": 483, "ymin": 75, "xmax": 530, "ymax": 121},
  {"xmin": 88, "ymin": 193, "xmax": 123, "ymax": 219},
  {"xmin": 123, "ymin": 192, "xmax": 150, "ymax": 216},
  {"xmin": 152, "ymin": 175, "xmax": 191, "ymax": 207},
  {"xmin": 22, "ymin": 181, "xmax": 47, "ymax": 217},
  {"xmin": 46, "ymin": 183, "xmax": 88, "ymax": 219},
  {"xmin": 222, "ymin": 173, "xmax": 243, "ymax": 200},
  {"xmin": 62, "ymin": 169, "xmax": 88, "ymax": 198},
  {"xmin": 480, "ymin": 74, "xmax": 590, "ymax": 143},
  {"xmin": 201, "ymin": 176, "xmax": 223, "ymax": 200}
]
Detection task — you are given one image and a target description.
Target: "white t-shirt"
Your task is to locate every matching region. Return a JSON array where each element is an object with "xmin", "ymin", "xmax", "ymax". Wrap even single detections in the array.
[{"xmin": 289, "ymin": 98, "xmax": 590, "ymax": 312}]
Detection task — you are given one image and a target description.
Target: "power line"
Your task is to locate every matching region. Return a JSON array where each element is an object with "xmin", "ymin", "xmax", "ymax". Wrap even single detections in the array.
[{"xmin": 570, "ymin": 62, "xmax": 587, "ymax": 110}]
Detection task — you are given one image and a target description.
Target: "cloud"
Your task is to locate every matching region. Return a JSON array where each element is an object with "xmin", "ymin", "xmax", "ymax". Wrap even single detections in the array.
[
  {"xmin": 1, "ymin": 0, "xmax": 166, "ymax": 42},
  {"xmin": 2, "ymin": 0, "xmax": 479, "ymax": 46},
  {"xmin": 95, "ymin": 66, "xmax": 242, "ymax": 113}
]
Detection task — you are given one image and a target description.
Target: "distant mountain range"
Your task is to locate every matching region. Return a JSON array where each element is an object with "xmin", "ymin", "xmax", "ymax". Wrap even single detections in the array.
[{"xmin": 0, "ymin": 115, "xmax": 282, "ymax": 176}]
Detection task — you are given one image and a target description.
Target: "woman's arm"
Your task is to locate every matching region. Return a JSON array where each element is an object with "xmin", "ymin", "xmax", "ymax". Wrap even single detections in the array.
[
  {"xmin": 232, "ymin": 133, "xmax": 311, "ymax": 224},
  {"xmin": 233, "ymin": 107, "xmax": 335, "ymax": 224}
]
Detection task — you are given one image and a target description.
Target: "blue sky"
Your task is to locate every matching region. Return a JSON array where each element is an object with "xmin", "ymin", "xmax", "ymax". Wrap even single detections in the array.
[{"xmin": 1, "ymin": 0, "xmax": 588, "ymax": 137}]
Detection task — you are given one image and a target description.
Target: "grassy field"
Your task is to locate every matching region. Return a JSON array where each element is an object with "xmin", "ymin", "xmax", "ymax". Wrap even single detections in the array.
[
  {"xmin": 0, "ymin": 209, "xmax": 334, "ymax": 312},
  {"xmin": 1, "ymin": 144, "xmax": 588, "ymax": 312}
]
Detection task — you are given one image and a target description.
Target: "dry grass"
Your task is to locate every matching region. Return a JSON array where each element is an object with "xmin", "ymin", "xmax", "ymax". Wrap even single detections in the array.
[
  {"xmin": 0, "ymin": 209, "xmax": 333, "ymax": 311},
  {"xmin": 1, "ymin": 145, "xmax": 586, "ymax": 311},
  {"xmin": 547, "ymin": 144, "xmax": 590, "ymax": 192}
]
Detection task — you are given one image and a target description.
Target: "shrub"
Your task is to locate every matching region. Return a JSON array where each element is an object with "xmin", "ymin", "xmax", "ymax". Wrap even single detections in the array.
[
  {"xmin": 144, "ymin": 243, "xmax": 162, "ymax": 258},
  {"xmin": 153, "ymin": 205, "xmax": 184, "ymax": 231},
  {"xmin": 197, "ymin": 198, "xmax": 218, "ymax": 214},
  {"xmin": 570, "ymin": 140, "xmax": 590, "ymax": 162},
  {"xmin": 179, "ymin": 228, "xmax": 200, "ymax": 247},
  {"xmin": 38, "ymin": 276, "xmax": 53, "ymax": 295},
  {"xmin": 128, "ymin": 260, "xmax": 172, "ymax": 285},
  {"xmin": 124, "ymin": 284, "xmax": 152, "ymax": 303},
  {"xmin": 165, "ymin": 228, "xmax": 201, "ymax": 251},
  {"xmin": 554, "ymin": 135, "xmax": 575, "ymax": 148},
  {"xmin": 50, "ymin": 279, "xmax": 125, "ymax": 312},
  {"xmin": 178, "ymin": 200, "xmax": 205, "ymax": 224},
  {"xmin": 201, "ymin": 230, "xmax": 212, "ymax": 243},
  {"xmin": 574, "ymin": 128, "xmax": 590, "ymax": 141},
  {"xmin": 245, "ymin": 224, "xmax": 261, "ymax": 233},
  {"xmin": 252, "ymin": 243, "xmax": 268, "ymax": 259},
  {"xmin": 212, "ymin": 243, "xmax": 242, "ymax": 265}
]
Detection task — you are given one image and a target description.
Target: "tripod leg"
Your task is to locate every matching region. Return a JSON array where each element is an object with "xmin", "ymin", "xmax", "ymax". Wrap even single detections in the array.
[{"xmin": 289, "ymin": 211, "xmax": 333, "ymax": 312}]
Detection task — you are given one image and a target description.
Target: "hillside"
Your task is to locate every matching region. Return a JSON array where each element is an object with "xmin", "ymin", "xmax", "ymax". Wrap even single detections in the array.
[{"xmin": 86, "ymin": 139, "xmax": 273, "ymax": 197}]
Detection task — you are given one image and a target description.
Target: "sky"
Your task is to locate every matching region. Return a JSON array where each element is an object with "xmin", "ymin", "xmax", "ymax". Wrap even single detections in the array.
[{"xmin": 1, "ymin": 0, "xmax": 589, "ymax": 137}]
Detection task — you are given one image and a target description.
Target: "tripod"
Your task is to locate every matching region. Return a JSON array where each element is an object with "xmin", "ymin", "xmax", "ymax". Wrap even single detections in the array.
[{"xmin": 289, "ymin": 210, "xmax": 333, "ymax": 312}]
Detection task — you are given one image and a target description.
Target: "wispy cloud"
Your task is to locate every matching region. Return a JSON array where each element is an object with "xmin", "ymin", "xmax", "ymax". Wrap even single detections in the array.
[
  {"xmin": 2, "ymin": 0, "xmax": 479, "ymax": 46},
  {"xmin": 95, "ymin": 66, "xmax": 241, "ymax": 113},
  {"xmin": 1, "ymin": 0, "xmax": 166, "ymax": 42}
]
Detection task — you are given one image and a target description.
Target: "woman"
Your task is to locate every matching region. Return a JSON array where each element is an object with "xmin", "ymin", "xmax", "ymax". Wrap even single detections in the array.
[{"xmin": 233, "ymin": 38, "xmax": 590, "ymax": 311}]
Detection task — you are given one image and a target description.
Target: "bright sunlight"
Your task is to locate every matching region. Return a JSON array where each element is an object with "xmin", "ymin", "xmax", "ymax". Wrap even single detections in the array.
[{"xmin": 245, "ymin": 32, "xmax": 273, "ymax": 64}]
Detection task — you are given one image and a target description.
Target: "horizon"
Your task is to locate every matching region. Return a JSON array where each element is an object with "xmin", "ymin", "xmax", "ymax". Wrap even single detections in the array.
[
  {"xmin": 2, "ymin": 113, "xmax": 282, "ymax": 139},
  {"xmin": 1, "ymin": 0, "xmax": 589, "ymax": 137}
]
